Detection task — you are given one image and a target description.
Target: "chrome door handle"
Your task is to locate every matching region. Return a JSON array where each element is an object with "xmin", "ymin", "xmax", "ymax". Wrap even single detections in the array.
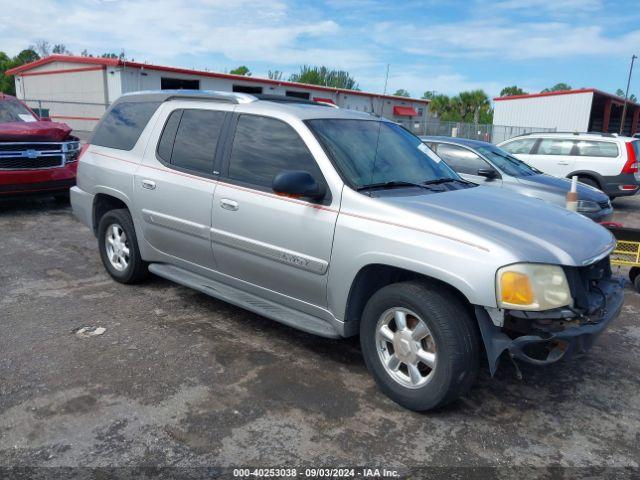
[
  {"xmin": 220, "ymin": 198, "xmax": 239, "ymax": 211},
  {"xmin": 141, "ymin": 179, "xmax": 156, "ymax": 190},
  {"xmin": 557, "ymin": 162, "xmax": 570, "ymax": 165}
]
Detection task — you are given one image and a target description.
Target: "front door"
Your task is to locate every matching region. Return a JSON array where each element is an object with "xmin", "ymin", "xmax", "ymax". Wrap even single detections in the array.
[
  {"xmin": 211, "ymin": 114, "xmax": 338, "ymax": 309},
  {"xmin": 435, "ymin": 143, "xmax": 503, "ymax": 187}
]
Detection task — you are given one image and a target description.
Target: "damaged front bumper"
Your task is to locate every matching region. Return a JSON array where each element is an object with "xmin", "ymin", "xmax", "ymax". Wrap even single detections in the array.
[{"xmin": 475, "ymin": 277, "xmax": 625, "ymax": 375}]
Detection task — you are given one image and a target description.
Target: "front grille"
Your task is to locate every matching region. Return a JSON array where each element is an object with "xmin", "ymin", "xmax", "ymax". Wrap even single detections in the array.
[
  {"xmin": 0, "ymin": 155, "xmax": 64, "ymax": 169},
  {"xmin": 0, "ymin": 139, "xmax": 80, "ymax": 170},
  {"xmin": 0, "ymin": 143, "xmax": 63, "ymax": 152}
]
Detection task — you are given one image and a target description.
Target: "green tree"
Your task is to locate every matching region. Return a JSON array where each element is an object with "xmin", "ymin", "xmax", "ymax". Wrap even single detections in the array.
[
  {"xmin": 268, "ymin": 70, "xmax": 283, "ymax": 80},
  {"xmin": 393, "ymin": 89, "xmax": 410, "ymax": 97},
  {"xmin": 52, "ymin": 44, "xmax": 70, "ymax": 54},
  {"xmin": 289, "ymin": 65, "xmax": 358, "ymax": 90},
  {"xmin": 499, "ymin": 85, "xmax": 526, "ymax": 97},
  {"xmin": 0, "ymin": 48, "xmax": 41, "ymax": 95},
  {"xmin": 616, "ymin": 88, "xmax": 637, "ymax": 102},
  {"xmin": 541, "ymin": 82, "xmax": 571, "ymax": 93},
  {"xmin": 230, "ymin": 65, "xmax": 251, "ymax": 76}
]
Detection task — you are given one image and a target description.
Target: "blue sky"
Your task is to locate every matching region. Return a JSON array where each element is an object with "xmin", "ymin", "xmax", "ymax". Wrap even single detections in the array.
[{"xmin": 2, "ymin": 0, "xmax": 640, "ymax": 99}]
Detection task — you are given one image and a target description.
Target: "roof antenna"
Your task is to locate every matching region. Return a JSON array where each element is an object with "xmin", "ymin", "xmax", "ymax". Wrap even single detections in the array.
[{"xmin": 368, "ymin": 64, "xmax": 391, "ymax": 187}]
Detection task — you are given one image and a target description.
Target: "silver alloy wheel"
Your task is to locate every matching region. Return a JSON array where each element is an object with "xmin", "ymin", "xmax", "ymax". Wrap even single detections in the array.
[
  {"xmin": 104, "ymin": 223, "xmax": 130, "ymax": 272},
  {"xmin": 376, "ymin": 307, "xmax": 437, "ymax": 389}
]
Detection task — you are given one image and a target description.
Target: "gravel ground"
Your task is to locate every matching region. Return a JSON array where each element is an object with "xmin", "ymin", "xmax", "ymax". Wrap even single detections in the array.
[{"xmin": 1, "ymin": 193, "xmax": 639, "ymax": 478}]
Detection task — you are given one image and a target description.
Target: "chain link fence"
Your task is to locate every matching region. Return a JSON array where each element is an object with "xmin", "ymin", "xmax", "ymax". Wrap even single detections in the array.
[{"xmin": 396, "ymin": 119, "xmax": 556, "ymax": 144}]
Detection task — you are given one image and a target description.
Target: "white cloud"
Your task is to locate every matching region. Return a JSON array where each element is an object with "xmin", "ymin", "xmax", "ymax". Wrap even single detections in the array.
[
  {"xmin": 373, "ymin": 20, "xmax": 640, "ymax": 60},
  {"xmin": 487, "ymin": 0, "xmax": 603, "ymax": 12},
  {"xmin": 1, "ymin": 0, "xmax": 375, "ymax": 69}
]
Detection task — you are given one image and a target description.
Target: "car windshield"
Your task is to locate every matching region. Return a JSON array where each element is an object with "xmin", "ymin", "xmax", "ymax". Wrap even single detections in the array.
[
  {"xmin": 476, "ymin": 145, "xmax": 540, "ymax": 177},
  {"xmin": 0, "ymin": 99, "xmax": 37, "ymax": 123},
  {"xmin": 306, "ymin": 119, "xmax": 460, "ymax": 189}
]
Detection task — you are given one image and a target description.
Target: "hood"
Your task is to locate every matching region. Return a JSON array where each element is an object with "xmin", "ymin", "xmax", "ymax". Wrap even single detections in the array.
[
  {"xmin": 516, "ymin": 174, "xmax": 608, "ymax": 202},
  {"xmin": 376, "ymin": 186, "xmax": 615, "ymax": 266},
  {"xmin": 0, "ymin": 121, "xmax": 72, "ymax": 142}
]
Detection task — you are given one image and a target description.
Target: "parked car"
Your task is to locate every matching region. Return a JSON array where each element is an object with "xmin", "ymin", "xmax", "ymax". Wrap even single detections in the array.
[
  {"xmin": 71, "ymin": 91, "xmax": 624, "ymax": 411},
  {"xmin": 0, "ymin": 93, "xmax": 81, "ymax": 201},
  {"xmin": 421, "ymin": 136, "xmax": 613, "ymax": 222},
  {"xmin": 498, "ymin": 132, "xmax": 640, "ymax": 199}
]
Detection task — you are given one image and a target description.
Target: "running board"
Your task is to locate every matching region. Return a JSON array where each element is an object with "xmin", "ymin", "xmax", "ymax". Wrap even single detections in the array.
[{"xmin": 147, "ymin": 263, "xmax": 340, "ymax": 338}]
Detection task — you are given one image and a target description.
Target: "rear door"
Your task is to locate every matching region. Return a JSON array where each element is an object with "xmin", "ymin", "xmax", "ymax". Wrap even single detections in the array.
[
  {"xmin": 211, "ymin": 113, "xmax": 338, "ymax": 309},
  {"xmin": 134, "ymin": 103, "xmax": 231, "ymax": 268},
  {"xmin": 530, "ymin": 137, "xmax": 576, "ymax": 176}
]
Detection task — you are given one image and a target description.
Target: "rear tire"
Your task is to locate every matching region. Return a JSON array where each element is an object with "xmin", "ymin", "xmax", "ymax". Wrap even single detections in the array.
[
  {"xmin": 98, "ymin": 209, "xmax": 149, "ymax": 284},
  {"xmin": 359, "ymin": 281, "xmax": 480, "ymax": 411},
  {"xmin": 631, "ymin": 268, "xmax": 640, "ymax": 292}
]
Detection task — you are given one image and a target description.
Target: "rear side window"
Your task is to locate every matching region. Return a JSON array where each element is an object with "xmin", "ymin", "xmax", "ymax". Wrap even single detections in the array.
[
  {"xmin": 228, "ymin": 115, "xmax": 323, "ymax": 188},
  {"xmin": 574, "ymin": 140, "xmax": 619, "ymax": 158},
  {"xmin": 156, "ymin": 109, "xmax": 226, "ymax": 174},
  {"xmin": 436, "ymin": 144, "xmax": 491, "ymax": 175},
  {"xmin": 92, "ymin": 101, "xmax": 160, "ymax": 150},
  {"xmin": 536, "ymin": 138, "xmax": 575, "ymax": 155},
  {"xmin": 501, "ymin": 138, "xmax": 537, "ymax": 154}
]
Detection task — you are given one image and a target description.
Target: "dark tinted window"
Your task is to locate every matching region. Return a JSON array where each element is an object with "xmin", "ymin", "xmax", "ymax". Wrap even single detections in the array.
[
  {"xmin": 157, "ymin": 110, "xmax": 182, "ymax": 162},
  {"xmin": 436, "ymin": 144, "xmax": 490, "ymax": 175},
  {"xmin": 228, "ymin": 115, "xmax": 322, "ymax": 187},
  {"xmin": 92, "ymin": 101, "xmax": 160, "ymax": 150},
  {"xmin": 165, "ymin": 109, "xmax": 225, "ymax": 173},
  {"xmin": 0, "ymin": 99, "xmax": 37, "ymax": 122}
]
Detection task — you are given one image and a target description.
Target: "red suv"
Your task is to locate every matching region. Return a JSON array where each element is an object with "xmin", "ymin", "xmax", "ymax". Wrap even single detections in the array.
[{"xmin": 0, "ymin": 94, "xmax": 82, "ymax": 200}]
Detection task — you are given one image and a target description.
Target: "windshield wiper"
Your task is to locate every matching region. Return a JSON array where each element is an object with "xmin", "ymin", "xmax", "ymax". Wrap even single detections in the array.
[
  {"xmin": 422, "ymin": 178, "xmax": 473, "ymax": 186},
  {"xmin": 356, "ymin": 180, "xmax": 430, "ymax": 191}
]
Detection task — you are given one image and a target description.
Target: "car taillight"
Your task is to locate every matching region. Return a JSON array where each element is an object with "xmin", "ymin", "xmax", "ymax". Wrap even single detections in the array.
[{"xmin": 622, "ymin": 142, "xmax": 638, "ymax": 174}]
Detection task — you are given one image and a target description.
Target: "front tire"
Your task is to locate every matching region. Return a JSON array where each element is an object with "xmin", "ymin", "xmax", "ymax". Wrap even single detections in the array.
[
  {"xmin": 360, "ymin": 281, "xmax": 480, "ymax": 411},
  {"xmin": 98, "ymin": 209, "xmax": 149, "ymax": 284}
]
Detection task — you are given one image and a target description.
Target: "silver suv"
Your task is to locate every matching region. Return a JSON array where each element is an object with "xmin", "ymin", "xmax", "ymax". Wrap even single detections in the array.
[{"xmin": 71, "ymin": 91, "xmax": 624, "ymax": 411}]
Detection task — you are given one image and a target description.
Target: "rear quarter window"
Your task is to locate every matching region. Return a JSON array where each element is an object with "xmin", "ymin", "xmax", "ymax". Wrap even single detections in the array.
[
  {"xmin": 574, "ymin": 140, "xmax": 619, "ymax": 158},
  {"xmin": 92, "ymin": 101, "xmax": 160, "ymax": 151}
]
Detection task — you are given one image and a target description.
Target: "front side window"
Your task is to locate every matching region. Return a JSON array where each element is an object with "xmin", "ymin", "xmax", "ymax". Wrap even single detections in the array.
[
  {"xmin": 156, "ymin": 109, "xmax": 225, "ymax": 173},
  {"xmin": 574, "ymin": 140, "xmax": 619, "ymax": 158},
  {"xmin": 228, "ymin": 115, "xmax": 323, "ymax": 188},
  {"xmin": 501, "ymin": 138, "xmax": 537, "ymax": 154},
  {"xmin": 435, "ymin": 144, "xmax": 491, "ymax": 175},
  {"xmin": 536, "ymin": 138, "xmax": 575, "ymax": 156},
  {"xmin": 307, "ymin": 119, "xmax": 458, "ymax": 188},
  {"xmin": 476, "ymin": 146, "xmax": 540, "ymax": 177},
  {"xmin": 92, "ymin": 101, "xmax": 160, "ymax": 151}
]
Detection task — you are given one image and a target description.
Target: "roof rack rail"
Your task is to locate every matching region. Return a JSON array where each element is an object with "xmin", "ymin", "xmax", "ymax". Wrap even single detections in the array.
[
  {"xmin": 513, "ymin": 131, "xmax": 620, "ymax": 138},
  {"xmin": 119, "ymin": 89, "xmax": 257, "ymax": 104}
]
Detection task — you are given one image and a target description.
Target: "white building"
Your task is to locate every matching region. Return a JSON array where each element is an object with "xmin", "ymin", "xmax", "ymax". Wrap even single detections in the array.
[
  {"xmin": 493, "ymin": 88, "xmax": 640, "ymax": 136},
  {"xmin": 7, "ymin": 54, "xmax": 430, "ymax": 135}
]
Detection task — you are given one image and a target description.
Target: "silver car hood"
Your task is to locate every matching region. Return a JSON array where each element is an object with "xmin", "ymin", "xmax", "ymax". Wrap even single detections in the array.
[
  {"xmin": 516, "ymin": 174, "xmax": 608, "ymax": 202},
  {"xmin": 376, "ymin": 186, "xmax": 615, "ymax": 266}
]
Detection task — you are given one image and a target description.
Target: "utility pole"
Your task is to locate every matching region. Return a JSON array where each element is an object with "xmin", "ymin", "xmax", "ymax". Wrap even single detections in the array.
[{"xmin": 620, "ymin": 54, "xmax": 637, "ymax": 135}]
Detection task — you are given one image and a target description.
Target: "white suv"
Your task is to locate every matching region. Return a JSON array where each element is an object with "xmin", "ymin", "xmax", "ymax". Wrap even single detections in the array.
[{"xmin": 498, "ymin": 132, "xmax": 640, "ymax": 198}]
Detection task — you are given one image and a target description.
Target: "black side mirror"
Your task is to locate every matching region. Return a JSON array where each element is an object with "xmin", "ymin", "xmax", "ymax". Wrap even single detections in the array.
[
  {"xmin": 273, "ymin": 170, "xmax": 326, "ymax": 201},
  {"xmin": 477, "ymin": 168, "xmax": 498, "ymax": 179}
]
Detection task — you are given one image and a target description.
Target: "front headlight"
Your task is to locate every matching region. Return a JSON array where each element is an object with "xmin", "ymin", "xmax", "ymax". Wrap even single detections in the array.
[
  {"xmin": 577, "ymin": 200, "xmax": 601, "ymax": 213},
  {"xmin": 496, "ymin": 263, "xmax": 573, "ymax": 311}
]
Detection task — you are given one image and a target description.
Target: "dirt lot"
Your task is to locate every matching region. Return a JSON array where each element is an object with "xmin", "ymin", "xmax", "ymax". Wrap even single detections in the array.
[{"xmin": 1, "ymin": 194, "xmax": 639, "ymax": 476}]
